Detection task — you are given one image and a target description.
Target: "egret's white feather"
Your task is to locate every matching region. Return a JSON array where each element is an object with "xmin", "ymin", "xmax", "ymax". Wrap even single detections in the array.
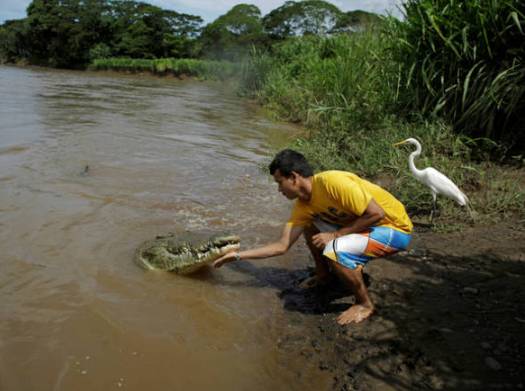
[
  {"xmin": 420, "ymin": 167, "xmax": 468, "ymax": 205},
  {"xmin": 396, "ymin": 137, "xmax": 469, "ymax": 207}
]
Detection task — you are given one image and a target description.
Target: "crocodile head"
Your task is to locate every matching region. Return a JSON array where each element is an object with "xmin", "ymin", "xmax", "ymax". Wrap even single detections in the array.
[{"xmin": 135, "ymin": 233, "xmax": 240, "ymax": 274}]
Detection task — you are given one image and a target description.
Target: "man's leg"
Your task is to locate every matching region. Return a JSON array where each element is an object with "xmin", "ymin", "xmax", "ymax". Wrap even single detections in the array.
[
  {"xmin": 330, "ymin": 262, "xmax": 374, "ymax": 324},
  {"xmin": 321, "ymin": 227, "xmax": 411, "ymax": 324},
  {"xmin": 300, "ymin": 224, "xmax": 333, "ymax": 288}
]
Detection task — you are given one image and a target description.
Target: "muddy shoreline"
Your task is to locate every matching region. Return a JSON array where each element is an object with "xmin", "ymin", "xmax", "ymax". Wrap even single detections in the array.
[{"xmin": 272, "ymin": 219, "xmax": 525, "ymax": 390}]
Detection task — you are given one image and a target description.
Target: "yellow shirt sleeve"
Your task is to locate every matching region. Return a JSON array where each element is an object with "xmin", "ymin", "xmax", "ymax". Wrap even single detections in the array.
[
  {"xmin": 322, "ymin": 173, "xmax": 372, "ymax": 216},
  {"xmin": 287, "ymin": 200, "xmax": 311, "ymax": 227}
]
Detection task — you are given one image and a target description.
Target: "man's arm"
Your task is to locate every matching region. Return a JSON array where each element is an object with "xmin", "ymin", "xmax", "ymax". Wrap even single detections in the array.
[
  {"xmin": 311, "ymin": 198, "xmax": 385, "ymax": 249},
  {"xmin": 213, "ymin": 223, "xmax": 304, "ymax": 268}
]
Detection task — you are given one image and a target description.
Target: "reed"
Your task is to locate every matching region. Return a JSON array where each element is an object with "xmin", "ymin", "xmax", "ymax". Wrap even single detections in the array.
[{"xmin": 392, "ymin": 0, "xmax": 525, "ymax": 146}]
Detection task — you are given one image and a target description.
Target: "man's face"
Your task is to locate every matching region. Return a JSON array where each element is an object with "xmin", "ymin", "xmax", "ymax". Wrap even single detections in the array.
[{"xmin": 273, "ymin": 169, "xmax": 299, "ymax": 200}]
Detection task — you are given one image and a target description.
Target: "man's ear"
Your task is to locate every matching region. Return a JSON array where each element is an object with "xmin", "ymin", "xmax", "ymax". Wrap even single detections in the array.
[{"xmin": 290, "ymin": 171, "xmax": 300, "ymax": 183}]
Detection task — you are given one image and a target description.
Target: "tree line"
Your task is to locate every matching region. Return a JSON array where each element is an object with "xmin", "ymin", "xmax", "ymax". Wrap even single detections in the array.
[{"xmin": 0, "ymin": 0, "xmax": 380, "ymax": 68}]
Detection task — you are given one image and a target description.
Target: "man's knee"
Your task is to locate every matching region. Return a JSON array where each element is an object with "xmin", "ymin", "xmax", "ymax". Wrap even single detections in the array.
[{"xmin": 332, "ymin": 261, "xmax": 364, "ymax": 283}]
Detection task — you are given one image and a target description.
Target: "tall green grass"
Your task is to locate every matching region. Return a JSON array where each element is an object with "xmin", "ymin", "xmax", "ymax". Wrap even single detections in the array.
[
  {"xmin": 90, "ymin": 58, "xmax": 240, "ymax": 80},
  {"xmin": 242, "ymin": 33, "xmax": 400, "ymax": 125},
  {"xmin": 392, "ymin": 0, "xmax": 525, "ymax": 147}
]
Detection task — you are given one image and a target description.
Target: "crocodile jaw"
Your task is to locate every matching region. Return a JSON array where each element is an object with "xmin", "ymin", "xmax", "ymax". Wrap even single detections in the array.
[
  {"xmin": 135, "ymin": 235, "xmax": 241, "ymax": 274},
  {"xmin": 176, "ymin": 242, "xmax": 240, "ymax": 274}
]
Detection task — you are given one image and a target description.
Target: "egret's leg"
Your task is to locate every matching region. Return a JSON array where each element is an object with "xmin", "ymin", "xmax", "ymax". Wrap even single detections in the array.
[
  {"xmin": 430, "ymin": 192, "xmax": 437, "ymax": 224},
  {"xmin": 466, "ymin": 202, "xmax": 477, "ymax": 222}
]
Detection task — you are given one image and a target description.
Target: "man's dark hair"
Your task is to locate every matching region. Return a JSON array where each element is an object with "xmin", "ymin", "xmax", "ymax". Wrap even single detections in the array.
[{"xmin": 269, "ymin": 149, "xmax": 314, "ymax": 178}]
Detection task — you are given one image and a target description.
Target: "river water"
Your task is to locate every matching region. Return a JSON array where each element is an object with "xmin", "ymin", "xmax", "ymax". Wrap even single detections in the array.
[{"xmin": 0, "ymin": 66, "xmax": 332, "ymax": 390}]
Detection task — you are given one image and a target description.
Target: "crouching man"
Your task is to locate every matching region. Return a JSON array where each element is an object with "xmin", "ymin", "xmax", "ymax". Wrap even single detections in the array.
[{"xmin": 214, "ymin": 149, "xmax": 413, "ymax": 324}]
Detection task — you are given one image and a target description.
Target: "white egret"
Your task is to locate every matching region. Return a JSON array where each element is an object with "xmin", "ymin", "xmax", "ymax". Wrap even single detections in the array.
[{"xmin": 394, "ymin": 138, "xmax": 470, "ymax": 222}]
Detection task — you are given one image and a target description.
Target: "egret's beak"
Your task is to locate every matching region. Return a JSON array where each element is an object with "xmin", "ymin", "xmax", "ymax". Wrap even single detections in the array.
[{"xmin": 393, "ymin": 140, "xmax": 408, "ymax": 147}]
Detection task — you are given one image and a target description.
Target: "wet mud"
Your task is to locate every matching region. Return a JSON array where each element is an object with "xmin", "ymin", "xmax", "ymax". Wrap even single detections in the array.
[{"xmin": 270, "ymin": 220, "xmax": 525, "ymax": 390}]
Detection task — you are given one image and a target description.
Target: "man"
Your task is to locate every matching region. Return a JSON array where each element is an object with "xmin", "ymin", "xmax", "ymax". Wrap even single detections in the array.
[{"xmin": 213, "ymin": 149, "xmax": 413, "ymax": 325}]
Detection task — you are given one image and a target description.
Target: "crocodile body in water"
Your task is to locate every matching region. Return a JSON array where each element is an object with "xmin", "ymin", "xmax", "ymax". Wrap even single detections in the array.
[{"xmin": 134, "ymin": 233, "xmax": 240, "ymax": 274}]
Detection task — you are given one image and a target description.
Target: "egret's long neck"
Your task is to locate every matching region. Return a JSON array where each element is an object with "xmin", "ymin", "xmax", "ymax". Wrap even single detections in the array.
[{"xmin": 408, "ymin": 142, "xmax": 423, "ymax": 177}]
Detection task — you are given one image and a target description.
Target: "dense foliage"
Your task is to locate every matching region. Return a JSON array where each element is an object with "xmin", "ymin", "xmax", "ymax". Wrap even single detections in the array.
[
  {"xmin": 0, "ymin": 0, "xmax": 203, "ymax": 67},
  {"xmin": 199, "ymin": 4, "xmax": 266, "ymax": 60},
  {"xmin": 0, "ymin": 0, "xmax": 379, "ymax": 66},
  {"xmin": 262, "ymin": 0, "xmax": 343, "ymax": 38},
  {"xmin": 262, "ymin": 1, "xmax": 382, "ymax": 39},
  {"xmin": 393, "ymin": 0, "xmax": 525, "ymax": 147},
  {"xmin": 239, "ymin": 0, "xmax": 524, "ymax": 151}
]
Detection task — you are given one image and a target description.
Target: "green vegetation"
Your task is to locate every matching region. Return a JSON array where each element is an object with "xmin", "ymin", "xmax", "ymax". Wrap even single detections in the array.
[
  {"xmin": 199, "ymin": 4, "xmax": 267, "ymax": 61},
  {"xmin": 240, "ymin": 13, "xmax": 524, "ymax": 226},
  {"xmin": 89, "ymin": 57, "xmax": 239, "ymax": 80},
  {"xmin": 0, "ymin": 0, "xmax": 379, "ymax": 66},
  {"xmin": 393, "ymin": 0, "xmax": 525, "ymax": 149},
  {"xmin": 263, "ymin": 0, "xmax": 345, "ymax": 38},
  {"xmin": 0, "ymin": 0, "xmax": 203, "ymax": 68}
]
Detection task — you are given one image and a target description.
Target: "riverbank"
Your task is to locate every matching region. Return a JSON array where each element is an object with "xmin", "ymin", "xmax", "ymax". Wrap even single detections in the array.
[
  {"xmin": 89, "ymin": 58, "xmax": 240, "ymax": 81},
  {"xmin": 272, "ymin": 217, "xmax": 525, "ymax": 390}
]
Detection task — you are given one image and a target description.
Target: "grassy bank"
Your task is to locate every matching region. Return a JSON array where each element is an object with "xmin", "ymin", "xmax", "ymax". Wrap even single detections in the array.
[
  {"xmin": 240, "ymin": 29, "xmax": 524, "ymax": 228},
  {"xmin": 89, "ymin": 58, "xmax": 240, "ymax": 80}
]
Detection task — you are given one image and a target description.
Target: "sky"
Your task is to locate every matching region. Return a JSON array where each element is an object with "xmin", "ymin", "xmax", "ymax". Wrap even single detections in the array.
[{"xmin": 0, "ymin": 0, "xmax": 404, "ymax": 24}]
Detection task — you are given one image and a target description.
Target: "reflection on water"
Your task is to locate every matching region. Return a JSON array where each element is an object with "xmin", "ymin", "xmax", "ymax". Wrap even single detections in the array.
[{"xmin": 0, "ymin": 66, "xmax": 330, "ymax": 390}]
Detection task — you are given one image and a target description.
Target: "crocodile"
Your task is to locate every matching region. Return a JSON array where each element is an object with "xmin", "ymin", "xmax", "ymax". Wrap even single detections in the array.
[{"xmin": 134, "ymin": 233, "xmax": 240, "ymax": 274}]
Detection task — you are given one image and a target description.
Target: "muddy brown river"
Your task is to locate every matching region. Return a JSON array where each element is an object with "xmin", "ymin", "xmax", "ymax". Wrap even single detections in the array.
[{"xmin": 0, "ymin": 65, "xmax": 332, "ymax": 390}]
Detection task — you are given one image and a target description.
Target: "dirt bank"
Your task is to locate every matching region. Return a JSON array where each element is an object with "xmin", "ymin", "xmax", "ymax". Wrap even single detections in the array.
[{"xmin": 274, "ymin": 219, "xmax": 525, "ymax": 390}]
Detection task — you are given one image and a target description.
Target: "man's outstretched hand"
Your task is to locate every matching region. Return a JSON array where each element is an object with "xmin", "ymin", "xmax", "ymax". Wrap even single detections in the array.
[{"xmin": 213, "ymin": 251, "xmax": 238, "ymax": 268}]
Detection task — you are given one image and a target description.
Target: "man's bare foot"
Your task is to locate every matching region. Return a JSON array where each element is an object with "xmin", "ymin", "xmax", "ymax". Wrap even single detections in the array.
[
  {"xmin": 298, "ymin": 275, "xmax": 332, "ymax": 289},
  {"xmin": 337, "ymin": 304, "xmax": 374, "ymax": 325}
]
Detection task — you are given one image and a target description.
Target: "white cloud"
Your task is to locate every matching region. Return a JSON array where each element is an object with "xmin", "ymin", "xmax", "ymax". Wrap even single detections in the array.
[{"xmin": 0, "ymin": 0, "xmax": 404, "ymax": 24}]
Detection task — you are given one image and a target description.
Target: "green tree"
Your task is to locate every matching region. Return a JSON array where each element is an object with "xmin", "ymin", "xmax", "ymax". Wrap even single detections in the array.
[
  {"xmin": 1, "ymin": 0, "xmax": 204, "ymax": 67},
  {"xmin": 89, "ymin": 42, "xmax": 112, "ymax": 60},
  {"xmin": 332, "ymin": 10, "xmax": 383, "ymax": 33},
  {"xmin": 24, "ymin": 0, "xmax": 111, "ymax": 67},
  {"xmin": 262, "ymin": 0, "xmax": 344, "ymax": 39},
  {"xmin": 110, "ymin": 1, "xmax": 202, "ymax": 58},
  {"xmin": 200, "ymin": 4, "xmax": 266, "ymax": 60},
  {"xmin": 0, "ymin": 19, "xmax": 30, "ymax": 63},
  {"xmin": 162, "ymin": 10, "xmax": 203, "ymax": 57}
]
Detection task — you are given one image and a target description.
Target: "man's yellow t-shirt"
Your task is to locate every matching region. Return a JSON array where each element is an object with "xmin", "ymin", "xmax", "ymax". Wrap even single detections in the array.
[{"xmin": 287, "ymin": 171, "xmax": 413, "ymax": 233}]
